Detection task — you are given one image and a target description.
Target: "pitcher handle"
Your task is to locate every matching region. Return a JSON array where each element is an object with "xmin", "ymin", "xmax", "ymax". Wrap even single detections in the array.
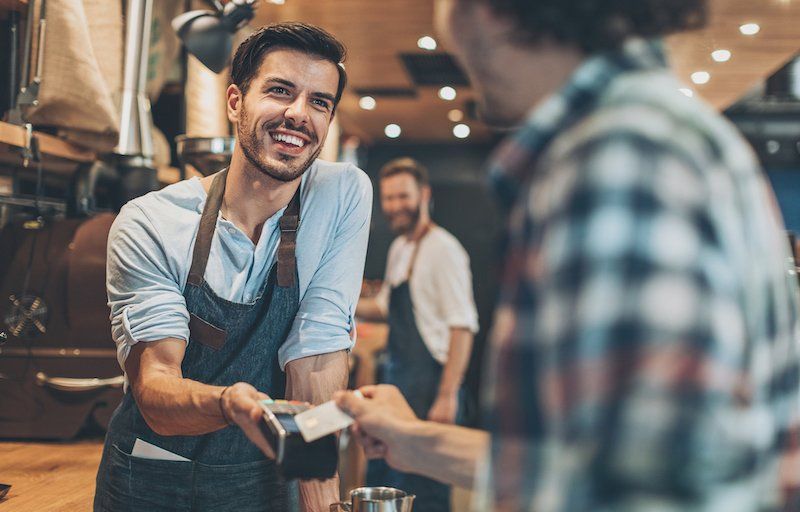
[{"xmin": 330, "ymin": 502, "xmax": 352, "ymax": 512}]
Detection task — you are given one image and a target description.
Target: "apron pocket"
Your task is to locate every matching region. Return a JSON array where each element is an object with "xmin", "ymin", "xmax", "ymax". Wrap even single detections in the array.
[
  {"xmin": 110, "ymin": 443, "xmax": 194, "ymax": 509},
  {"xmin": 189, "ymin": 313, "xmax": 227, "ymax": 351}
]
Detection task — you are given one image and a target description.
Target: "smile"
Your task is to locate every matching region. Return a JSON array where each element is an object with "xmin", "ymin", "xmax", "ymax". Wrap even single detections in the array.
[{"xmin": 271, "ymin": 132, "xmax": 306, "ymax": 148}]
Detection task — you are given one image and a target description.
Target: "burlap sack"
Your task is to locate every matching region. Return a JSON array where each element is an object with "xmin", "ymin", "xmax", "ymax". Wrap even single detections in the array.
[{"xmin": 26, "ymin": 0, "xmax": 123, "ymax": 152}]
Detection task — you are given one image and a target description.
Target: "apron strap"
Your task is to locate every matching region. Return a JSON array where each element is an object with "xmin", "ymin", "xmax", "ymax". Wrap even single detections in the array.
[
  {"xmin": 277, "ymin": 186, "xmax": 301, "ymax": 288},
  {"xmin": 406, "ymin": 223, "xmax": 433, "ymax": 280},
  {"xmin": 187, "ymin": 169, "xmax": 227, "ymax": 286},
  {"xmin": 187, "ymin": 169, "xmax": 302, "ymax": 288}
]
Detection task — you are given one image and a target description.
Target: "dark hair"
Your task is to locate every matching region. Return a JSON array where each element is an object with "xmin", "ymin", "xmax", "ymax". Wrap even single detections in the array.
[
  {"xmin": 231, "ymin": 22, "xmax": 348, "ymax": 108},
  {"xmin": 379, "ymin": 158, "xmax": 430, "ymax": 187},
  {"xmin": 478, "ymin": 0, "xmax": 707, "ymax": 52}
]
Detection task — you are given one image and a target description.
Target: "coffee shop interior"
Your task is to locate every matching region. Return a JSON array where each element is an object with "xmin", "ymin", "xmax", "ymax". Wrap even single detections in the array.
[{"xmin": 1, "ymin": 0, "xmax": 800, "ymax": 510}]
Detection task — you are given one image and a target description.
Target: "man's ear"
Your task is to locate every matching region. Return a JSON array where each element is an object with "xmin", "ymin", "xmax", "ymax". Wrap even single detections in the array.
[{"xmin": 227, "ymin": 84, "xmax": 242, "ymax": 124}]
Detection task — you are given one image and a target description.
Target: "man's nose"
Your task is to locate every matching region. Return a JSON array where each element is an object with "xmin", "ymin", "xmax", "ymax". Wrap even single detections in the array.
[{"xmin": 284, "ymin": 94, "xmax": 310, "ymax": 127}]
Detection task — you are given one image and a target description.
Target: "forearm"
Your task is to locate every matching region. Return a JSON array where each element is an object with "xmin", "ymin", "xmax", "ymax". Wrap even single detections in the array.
[
  {"xmin": 356, "ymin": 297, "xmax": 386, "ymax": 322},
  {"xmin": 438, "ymin": 328, "xmax": 473, "ymax": 396},
  {"xmin": 399, "ymin": 421, "xmax": 489, "ymax": 488},
  {"xmin": 128, "ymin": 340, "xmax": 227, "ymax": 436},
  {"xmin": 286, "ymin": 350, "xmax": 349, "ymax": 511}
]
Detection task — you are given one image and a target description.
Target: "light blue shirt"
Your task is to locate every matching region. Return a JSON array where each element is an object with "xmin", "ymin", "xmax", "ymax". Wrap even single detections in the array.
[{"xmin": 107, "ymin": 160, "xmax": 372, "ymax": 377}]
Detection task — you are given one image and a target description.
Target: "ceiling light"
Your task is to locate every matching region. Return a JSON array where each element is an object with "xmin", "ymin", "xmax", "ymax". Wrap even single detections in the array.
[
  {"xmin": 359, "ymin": 96, "xmax": 376, "ymax": 110},
  {"xmin": 711, "ymin": 49, "xmax": 732, "ymax": 62},
  {"xmin": 448, "ymin": 109, "xmax": 464, "ymax": 122},
  {"xmin": 739, "ymin": 23, "xmax": 760, "ymax": 36},
  {"xmin": 453, "ymin": 124, "xmax": 470, "ymax": 139},
  {"xmin": 417, "ymin": 36, "xmax": 437, "ymax": 51},
  {"xmin": 266, "ymin": 0, "xmax": 285, "ymax": 4},
  {"xmin": 691, "ymin": 71, "xmax": 710, "ymax": 85},
  {"xmin": 385, "ymin": 124, "xmax": 402, "ymax": 138},
  {"xmin": 678, "ymin": 88, "xmax": 694, "ymax": 97},
  {"xmin": 438, "ymin": 86, "xmax": 457, "ymax": 101}
]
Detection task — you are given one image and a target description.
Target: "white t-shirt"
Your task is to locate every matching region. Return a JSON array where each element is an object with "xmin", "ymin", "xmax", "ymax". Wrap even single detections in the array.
[{"xmin": 375, "ymin": 225, "xmax": 479, "ymax": 364}]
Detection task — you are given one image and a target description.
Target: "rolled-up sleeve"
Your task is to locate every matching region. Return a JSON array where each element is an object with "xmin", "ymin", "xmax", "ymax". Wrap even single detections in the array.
[
  {"xmin": 107, "ymin": 203, "xmax": 190, "ymax": 372},
  {"xmin": 278, "ymin": 169, "xmax": 373, "ymax": 369},
  {"xmin": 431, "ymin": 242, "xmax": 480, "ymax": 333}
]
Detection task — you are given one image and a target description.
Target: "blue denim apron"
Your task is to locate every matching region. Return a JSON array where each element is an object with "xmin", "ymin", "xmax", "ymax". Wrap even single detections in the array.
[
  {"xmin": 367, "ymin": 226, "xmax": 452, "ymax": 512},
  {"xmin": 94, "ymin": 169, "xmax": 301, "ymax": 511}
]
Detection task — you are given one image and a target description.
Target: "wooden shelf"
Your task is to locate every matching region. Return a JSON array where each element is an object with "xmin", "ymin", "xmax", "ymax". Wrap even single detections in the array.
[{"xmin": 0, "ymin": 120, "xmax": 95, "ymax": 162}]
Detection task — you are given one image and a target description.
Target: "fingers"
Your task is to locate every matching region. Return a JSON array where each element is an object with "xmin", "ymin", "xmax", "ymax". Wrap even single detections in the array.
[
  {"xmin": 239, "ymin": 419, "xmax": 276, "ymax": 460},
  {"xmin": 351, "ymin": 423, "xmax": 386, "ymax": 459},
  {"xmin": 334, "ymin": 389, "xmax": 369, "ymax": 417}
]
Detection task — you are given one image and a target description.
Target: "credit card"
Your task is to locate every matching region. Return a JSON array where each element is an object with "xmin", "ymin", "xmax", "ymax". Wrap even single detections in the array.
[{"xmin": 294, "ymin": 400, "xmax": 354, "ymax": 443}]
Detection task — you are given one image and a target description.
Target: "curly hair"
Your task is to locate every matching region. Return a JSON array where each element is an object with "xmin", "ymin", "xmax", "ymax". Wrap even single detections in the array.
[{"xmin": 479, "ymin": 0, "xmax": 707, "ymax": 52}]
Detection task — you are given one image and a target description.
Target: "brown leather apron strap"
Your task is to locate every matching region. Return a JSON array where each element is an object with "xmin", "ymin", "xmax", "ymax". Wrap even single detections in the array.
[
  {"xmin": 187, "ymin": 169, "xmax": 302, "ymax": 288},
  {"xmin": 187, "ymin": 169, "xmax": 227, "ymax": 286},
  {"xmin": 277, "ymin": 186, "xmax": 301, "ymax": 288}
]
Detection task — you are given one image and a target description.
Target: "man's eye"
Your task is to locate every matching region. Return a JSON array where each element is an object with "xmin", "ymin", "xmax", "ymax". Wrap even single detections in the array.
[
  {"xmin": 269, "ymin": 87, "xmax": 290, "ymax": 95},
  {"xmin": 312, "ymin": 99, "xmax": 331, "ymax": 110}
]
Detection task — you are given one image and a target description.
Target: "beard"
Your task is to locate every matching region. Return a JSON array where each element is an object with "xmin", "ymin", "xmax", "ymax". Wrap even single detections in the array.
[
  {"xmin": 237, "ymin": 108, "xmax": 323, "ymax": 183},
  {"xmin": 388, "ymin": 204, "xmax": 422, "ymax": 235}
]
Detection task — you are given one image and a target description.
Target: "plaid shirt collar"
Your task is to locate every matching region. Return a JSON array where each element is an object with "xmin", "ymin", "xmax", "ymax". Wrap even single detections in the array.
[{"xmin": 488, "ymin": 38, "xmax": 669, "ymax": 207}]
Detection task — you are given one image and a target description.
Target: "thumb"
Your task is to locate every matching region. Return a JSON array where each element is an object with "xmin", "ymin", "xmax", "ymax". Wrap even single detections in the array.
[{"xmin": 334, "ymin": 390, "xmax": 368, "ymax": 418}]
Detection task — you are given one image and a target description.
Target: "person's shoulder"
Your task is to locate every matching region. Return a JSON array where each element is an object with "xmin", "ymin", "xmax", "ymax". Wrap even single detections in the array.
[
  {"xmin": 115, "ymin": 177, "xmax": 205, "ymax": 242},
  {"xmin": 426, "ymin": 226, "xmax": 469, "ymax": 259},
  {"xmin": 307, "ymin": 159, "xmax": 372, "ymax": 197},
  {"xmin": 126, "ymin": 177, "xmax": 205, "ymax": 219}
]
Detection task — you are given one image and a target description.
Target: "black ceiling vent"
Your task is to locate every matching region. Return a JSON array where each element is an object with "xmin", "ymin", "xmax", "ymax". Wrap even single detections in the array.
[
  {"xmin": 352, "ymin": 87, "xmax": 418, "ymax": 98},
  {"xmin": 400, "ymin": 53, "xmax": 470, "ymax": 87}
]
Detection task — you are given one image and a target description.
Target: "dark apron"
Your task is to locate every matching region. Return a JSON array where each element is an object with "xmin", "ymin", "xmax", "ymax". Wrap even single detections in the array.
[
  {"xmin": 367, "ymin": 226, "xmax": 452, "ymax": 512},
  {"xmin": 94, "ymin": 169, "xmax": 301, "ymax": 512}
]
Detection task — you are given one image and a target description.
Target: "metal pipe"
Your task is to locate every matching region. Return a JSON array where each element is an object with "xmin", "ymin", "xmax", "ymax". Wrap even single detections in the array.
[{"xmin": 116, "ymin": 0, "xmax": 154, "ymax": 161}]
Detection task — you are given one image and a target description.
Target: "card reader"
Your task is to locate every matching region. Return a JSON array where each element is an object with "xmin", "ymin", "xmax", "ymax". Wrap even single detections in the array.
[{"xmin": 258, "ymin": 399, "xmax": 339, "ymax": 480}]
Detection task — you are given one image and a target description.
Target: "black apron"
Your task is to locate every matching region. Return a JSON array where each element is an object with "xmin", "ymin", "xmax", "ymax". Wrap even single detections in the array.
[
  {"xmin": 367, "ymin": 225, "xmax": 452, "ymax": 512},
  {"xmin": 94, "ymin": 169, "xmax": 301, "ymax": 511}
]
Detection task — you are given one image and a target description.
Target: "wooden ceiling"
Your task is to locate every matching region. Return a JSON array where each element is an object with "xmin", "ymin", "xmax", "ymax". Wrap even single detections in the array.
[{"xmin": 253, "ymin": 0, "xmax": 800, "ymax": 143}]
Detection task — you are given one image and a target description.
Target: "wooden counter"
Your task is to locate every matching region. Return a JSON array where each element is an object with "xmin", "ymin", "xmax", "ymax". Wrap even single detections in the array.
[{"xmin": 0, "ymin": 439, "xmax": 102, "ymax": 511}]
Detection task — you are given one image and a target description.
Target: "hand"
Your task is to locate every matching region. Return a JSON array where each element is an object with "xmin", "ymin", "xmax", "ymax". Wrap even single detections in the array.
[
  {"xmin": 220, "ymin": 382, "xmax": 275, "ymax": 459},
  {"xmin": 427, "ymin": 393, "xmax": 458, "ymax": 424},
  {"xmin": 334, "ymin": 385, "xmax": 419, "ymax": 472}
]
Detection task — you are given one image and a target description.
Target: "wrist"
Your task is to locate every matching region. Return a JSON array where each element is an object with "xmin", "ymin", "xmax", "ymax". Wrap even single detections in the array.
[{"xmin": 219, "ymin": 385, "xmax": 233, "ymax": 425}]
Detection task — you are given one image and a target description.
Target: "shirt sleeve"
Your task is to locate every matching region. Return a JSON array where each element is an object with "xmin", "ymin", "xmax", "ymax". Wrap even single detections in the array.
[
  {"xmin": 489, "ymin": 138, "xmax": 751, "ymax": 509},
  {"xmin": 278, "ymin": 167, "xmax": 373, "ymax": 369},
  {"xmin": 107, "ymin": 203, "xmax": 190, "ymax": 372},
  {"xmin": 429, "ymin": 238, "xmax": 479, "ymax": 332}
]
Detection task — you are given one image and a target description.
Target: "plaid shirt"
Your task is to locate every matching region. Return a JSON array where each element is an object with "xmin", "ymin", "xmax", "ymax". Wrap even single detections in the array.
[{"xmin": 477, "ymin": 39, "xmax": 800, "ymax": 511}]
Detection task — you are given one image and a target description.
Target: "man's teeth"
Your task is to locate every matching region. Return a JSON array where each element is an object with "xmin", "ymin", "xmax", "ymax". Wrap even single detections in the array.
[{"xmin": 271, "ymin": 133, "xmax": 305, "ymax": 148}]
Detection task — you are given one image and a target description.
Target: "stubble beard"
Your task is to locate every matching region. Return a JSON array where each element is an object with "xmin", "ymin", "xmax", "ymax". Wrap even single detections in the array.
[{"xmin": 238, "ymin": 110, "xmax": 324, "ymax": 183}]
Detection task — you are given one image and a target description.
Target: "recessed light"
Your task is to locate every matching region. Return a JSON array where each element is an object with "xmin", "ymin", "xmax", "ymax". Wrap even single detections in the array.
[
  {"xmin": 691, "ymin": 71, "xmax": 710, "ymax": 85},
  {"xmin": 266, "ymin": 0, "xmax": 285, "ymax": 4},
  {"xmin": 679, "ymin": 88, "xmax": 694, "ymax": 97},
  {"xmin": 359, "ymin": 96, "xmax": 376, "ymax": 110},
  {"xmin": 711, "ymin": 49, "xmax": 732, "ymax": 62},
  {"xmin": 453, "ymin": 124, "xmax": 470, "ymax": 139},
  {"xmin": 438, "ymin": 86, "xmax": 457, "ymax": 101},
  {"xmin": 448, "ymin": 109, "xmax": 464, "ymax": 122},
  {"xmin": 740, "ymin": 23, "xmax": 760, "ymax": 35},
  {"xmin": 385, "ymin": 124, "xmax": 402, "ymax": 138},
  {"xmin": 417, "ymin": 36, "xmax": 437, "ymax": 51}
]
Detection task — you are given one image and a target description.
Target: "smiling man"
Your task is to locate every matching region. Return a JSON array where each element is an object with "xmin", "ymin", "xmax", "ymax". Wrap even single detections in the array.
[{"xmin": 93, "ymin": 23, "xmax": 372, "ymax": 512}]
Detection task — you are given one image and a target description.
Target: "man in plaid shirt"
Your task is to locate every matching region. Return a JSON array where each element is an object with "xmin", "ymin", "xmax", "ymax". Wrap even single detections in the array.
[{"xmin": 336, "ymin": 1, "xmax": 800, "ymax": 510}]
